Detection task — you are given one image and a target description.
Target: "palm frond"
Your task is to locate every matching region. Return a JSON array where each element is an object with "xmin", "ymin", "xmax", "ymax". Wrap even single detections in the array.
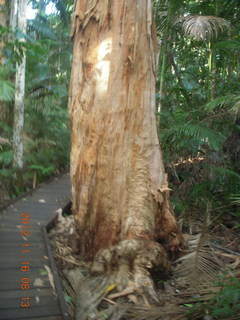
[
  {"xmin": 230, "ymin": 194, "xmax": 240, "ymax": 206},
  {"xmin": 204, "ymin": 165, "xmax": 240, "ymax": 179},
  {"xmin": 178, "ymin": 123, "xmax": 225, "ymax": 151},
  {"xmin": 126, "ymin": 305, "xmax": 186, "ymax": 320},
  {"xmin": 28, "ymin": 19, "xmax": 57, "ymax": 40},
  {"xmin": 175, "ymin": 15, "xmax": 231, "ymax": 41},
  {"xmin": 205, "ymin": 94, "xmax": 240, "ymax": 113},
  {"xmin": 174, "ymin": 209, "xmax": 223, "ymax": 291},
  {"xmin": 215, "ymin": 40, "xmax": 240, "ymax": 51},
  {"xmin": 0, "ymin": 80, "xmax": 15, "ymax": 101},
  {"xmin": 54, "ymin": 0, "xmax": 70, "ymax": 25},
  {"xmin": 173, "ymin": 232, "xmax": 222, "ymax": 290},
  {"xmin": 64, "ymin": 268, "xmax": 115, "ymax": 320},
  {"xmin": 75, "ymin": 275, "xmax": 109, "ymax": 320}
]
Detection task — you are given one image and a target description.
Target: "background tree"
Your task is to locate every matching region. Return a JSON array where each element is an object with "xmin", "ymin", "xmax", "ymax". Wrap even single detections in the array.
[
  {"xmin": 12, "ymin": 0, "xmax": 27, "ymax": 169},
  {"xmin": 0, "ymin": 0, "xmax": 72, "ymax": 201},
  {"xmin": 69, "ymin": 0, "xmax": 183, "ymax": 302}
]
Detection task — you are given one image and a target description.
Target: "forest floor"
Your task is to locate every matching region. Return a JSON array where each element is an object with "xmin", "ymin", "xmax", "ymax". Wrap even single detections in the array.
[{"xmin": 48, "ymin": 210, "xmax": 240, "ymax": 320}]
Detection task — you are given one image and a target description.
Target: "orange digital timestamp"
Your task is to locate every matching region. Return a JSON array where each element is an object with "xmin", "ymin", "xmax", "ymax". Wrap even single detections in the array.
[{"xmin": 20, "ymin": 212, "xmax": 31, "ymax": 308}]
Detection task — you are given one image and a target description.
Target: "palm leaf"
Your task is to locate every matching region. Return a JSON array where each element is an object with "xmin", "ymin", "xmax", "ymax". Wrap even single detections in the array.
[
  {"xmin": 178, "ymin": 123, "xmax": 225, "ymax": 151},
  {"xmin": 175, "ymin": 15, "xmax": 231, "ymax": 41},
  {"xmin": 75, "ymin": 275, "xmax": 109, "ymax": 320},
  {"xmin": 126, "ymin": 305, "xmax": 186, "ymax": 320},
  {"xmin": 54, "ymin": 0, "xmax": 70, "ymax": 25},
  {"xmin": 28, "ymin": 19, "xmax": 57, "ymax": 40},
  {"xmin": 205, "ymin": 94, "xmax": 240, "ymax": 113},
  {"xmin": 215, "ymin": 40, "xmax": 240, "ymax": 51},
  {"xmin": 229, "ymin": 194, "xmax": 240, "ymax": 206},
  {"xmin": 173, "ymin": 233, "xmax": 222, "ymax": 290},
  {"xmin": 64, "ymin": 268, "xmax": 115, "ymax": 320},
  {"xmin": 0, "ymin": 80, "xmax": 15, "ymax": 101},
  {"xmin": 204, "ymin": 165, "xmax": 240, "ymax": 179}
]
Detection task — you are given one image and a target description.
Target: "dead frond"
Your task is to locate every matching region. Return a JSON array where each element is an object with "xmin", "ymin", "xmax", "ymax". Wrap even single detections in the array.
[
  {"xmin": 173, "ymin": 228, "xmax": 223, "ymax": 290},
  {"xmin": 64, "ymin": 268, "xmax": 116, "ymax": 320},
  {"xmin": 174, "ymin": 208, "xmax": 224, "ymax": 290},
  {"xmin": 126, "ymin": 305, "xmax": 187, "ymax": 320},
  {"xmin": 175, "ymin": 15, "xmax": 231, "ymax": 41}
]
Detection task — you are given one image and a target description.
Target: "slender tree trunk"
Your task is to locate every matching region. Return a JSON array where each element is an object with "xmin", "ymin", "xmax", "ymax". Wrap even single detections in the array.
[
  {"xmin": 207, "ymin": 42, "xmax": 216, "ymax": 101},
  {"xmin": 0, "ymin": 0, "xmax": 7, "ymax": 64},
  {"xmin": 69, "ymin": 0, "xmax": 183, "ymax": 302},
  {"xmin": 0, "ymin": 0, "xmax": 7, "ymax": 122},
  {"xmin": 13, "ymin": 0, "xmax": 27, "ymax": 169},
  {"xmin": 9, "ymin": 0, "xmax": 18, "ymax": 33},
  {"xmin": 159, "ymin": 42, "xmax": 167, "ymax": 110}
]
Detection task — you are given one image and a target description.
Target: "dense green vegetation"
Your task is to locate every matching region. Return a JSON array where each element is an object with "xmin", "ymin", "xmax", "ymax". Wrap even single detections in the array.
[
  {"xmin": 0, "ymin": 1, "xmax": 239, "ymax": 318},
  {"xmin": 154, "ymin": 2, "xmax": 240, "ymax": 317},
  {"xmin": 154, "ymin": 0, "xmax": 240, "ymax": 232},
  {"xmin": 0, "ymin": 0, "xmax": 73, "ymax": 202}
]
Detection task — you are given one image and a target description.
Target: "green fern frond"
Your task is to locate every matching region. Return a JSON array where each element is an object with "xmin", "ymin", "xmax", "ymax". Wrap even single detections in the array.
[
  {"xmin": 0, "ymin": 151, "xmax": 13, "ymax": 166},
  {"xmin": 29, "ymin": 165, "xmax": 54, "ymax": 175},
  {"xmin": 54, "ymin": 0, "xmax": 70, "ymax": 25},
  {"xmin": 229, "ymin": 194, "xmax": 240, "ymax": 205},
  {"xmin": 0, "ymin": 80, "xmax": 15, "ymax": 101},
  {"xmin": 216, "ymin": 40, "xmax": 240, "ymax": 51},
  {"xmin": 0, "ymin": 168, "xmax": 14, "ymax": 178},
  {"xmin": 205, "ymin": 94, "xmax": 240, "ymax": 113},
  {"xmin": 204, "ymin": 165, "xmax": 240, "ymax": 179},
  {"xmin": 28, "ymin": 20, "xmax": 57, "ymax": 40},
  {"xmin": 178, "ymin": 123, "xmax": 225, "ymax": 150}
]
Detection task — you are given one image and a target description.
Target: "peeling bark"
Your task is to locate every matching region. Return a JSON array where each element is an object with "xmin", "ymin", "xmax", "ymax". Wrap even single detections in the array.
[{"xmin": 69, "ymin": 0, "xmax": 183, "ymax": 301}]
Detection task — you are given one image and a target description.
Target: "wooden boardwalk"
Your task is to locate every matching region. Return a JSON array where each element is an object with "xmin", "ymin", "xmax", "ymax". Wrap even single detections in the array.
[{"xmin": 0, "ymin": 173, "xmax": 71, "ymax": 320}]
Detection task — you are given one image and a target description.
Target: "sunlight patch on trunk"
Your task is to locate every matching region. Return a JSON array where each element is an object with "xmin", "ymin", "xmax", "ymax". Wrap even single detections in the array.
[{"xmin": 95, "ymin": 38, "xmax": 112, "ymax": 94}]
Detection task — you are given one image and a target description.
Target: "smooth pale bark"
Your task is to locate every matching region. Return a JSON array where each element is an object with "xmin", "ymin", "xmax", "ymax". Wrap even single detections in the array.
[
  {"xmin": 13, "ymin": 0, "xmax": 27, "ymax": 169},
  {"xmin": 9, "ymin": 0, "xmax": 18, "ymax": 33},
  {"xmin": 0, "ymin": 0, "xmax": 7, "ymax": 64},
  {"xmin": 0, "ymin": 0, "xmax": 7, "ymax": 123},
  {"xmin": 69, "ymin": 0, "xmax": 183, "ymax": 301}
]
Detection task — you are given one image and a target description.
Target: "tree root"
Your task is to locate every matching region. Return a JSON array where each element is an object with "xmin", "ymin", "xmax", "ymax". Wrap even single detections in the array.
[{"xmin": 90, "ymin": 239, "xmax": 171, "ymax": 304}]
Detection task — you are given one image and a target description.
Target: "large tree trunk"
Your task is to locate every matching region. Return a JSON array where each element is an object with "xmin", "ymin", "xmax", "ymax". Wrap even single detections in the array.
[
  {"xmin": 13, "ymin": 0, "xmax": 26, "ymax": 169},
  {"xmin": 69, "ymin": 0, "xmax": 183, "ymax": 302}
]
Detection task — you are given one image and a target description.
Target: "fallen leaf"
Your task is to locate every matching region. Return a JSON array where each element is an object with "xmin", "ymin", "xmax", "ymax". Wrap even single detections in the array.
[
  {"xmin": 33, "ymin": 278, "xmax": 44, "ymax": 287},
  {"xmin": 35, "ymin": 296, "xmax": 40, "ymax": 304},
  {"xmin": 44, "ymin": 265, "xmax": 56, "ymax": 291}
]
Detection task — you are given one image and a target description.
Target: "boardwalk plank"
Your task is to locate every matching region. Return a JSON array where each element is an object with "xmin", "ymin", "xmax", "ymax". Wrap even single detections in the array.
[
  {"xmin": 0, "ymin": 173, "xmax": 71, "ymax": 320},
  {"xmin": 0, "ymin": 288, "xmax": 56, "ymax": 299},
  {"xmin": 0, "ymin": 294, "xmax": 58, "ymax": 309},
  {"xmin": 0, "ymin": 304, "xmax": 61, "ymax": 319}
]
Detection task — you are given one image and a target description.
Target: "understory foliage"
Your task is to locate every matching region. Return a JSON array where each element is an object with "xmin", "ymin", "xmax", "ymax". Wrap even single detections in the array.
[
  {"xmin": 154, "ymin": 0, "xmax": 240, "ymax": 232},
  {"xmin": 153, "ymin": 1, "xmax": 240, "ymax": 318},
  {"xmin": 0, "ymin": 0, "xmax": 73, "ymax": 202}
]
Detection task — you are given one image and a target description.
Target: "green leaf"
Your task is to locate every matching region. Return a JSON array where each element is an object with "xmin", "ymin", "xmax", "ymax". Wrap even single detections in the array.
[
  {"xmin": 64, "ymin": 295, "xmax": 72, "ymax": 304},
  {"xmin": 0, "ymin": 151, "xmax": 13, "ymax": 165},
  {"xmin": 205, "ymin": 165, "xmax": 240, "ymax": 179},
  {"xmin": 179, "ymin": 123, "xmax": 225, "ymax": 150},
  {"xmin": 0, "ymin": 80, "xmax": 14, "ymax": 101}
]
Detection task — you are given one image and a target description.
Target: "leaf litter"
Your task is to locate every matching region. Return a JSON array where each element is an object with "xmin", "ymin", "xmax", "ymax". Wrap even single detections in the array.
[{"xmin": 48, "ymin": 208, "xmax": 240, "ymax": 320}]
